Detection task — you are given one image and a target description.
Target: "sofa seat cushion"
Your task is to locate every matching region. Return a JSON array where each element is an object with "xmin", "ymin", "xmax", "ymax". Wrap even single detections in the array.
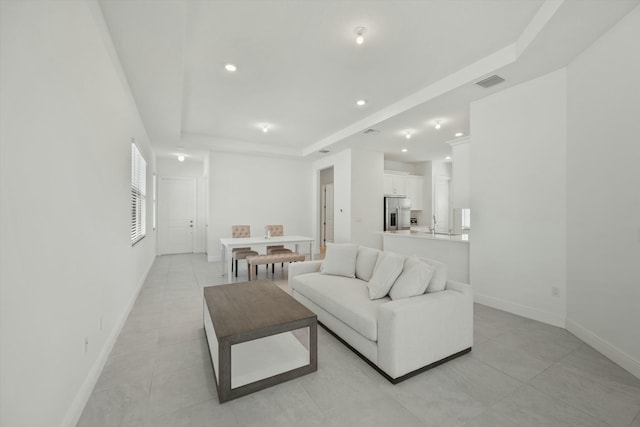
[{"xmin": 292, "ymin": 273, "xmax": 389, "ymax": 341}]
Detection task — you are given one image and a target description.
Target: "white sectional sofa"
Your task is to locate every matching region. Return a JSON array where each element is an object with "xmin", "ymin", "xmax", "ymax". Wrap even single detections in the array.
[{"xmin": 289, "ymin": 244, "xmax": 473, "ymax": 383}]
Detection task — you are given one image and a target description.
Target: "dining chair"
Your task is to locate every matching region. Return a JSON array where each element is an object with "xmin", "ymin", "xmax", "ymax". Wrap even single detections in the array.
[{"xmin": 231, "ymin": 225, "xmax": 258, "ymax": 278}]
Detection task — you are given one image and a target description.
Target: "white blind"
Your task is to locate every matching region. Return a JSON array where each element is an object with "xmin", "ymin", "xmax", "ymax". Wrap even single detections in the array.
[{"xmin": 131, "ymin": 143, "xmax": 147, "ymax": 245}]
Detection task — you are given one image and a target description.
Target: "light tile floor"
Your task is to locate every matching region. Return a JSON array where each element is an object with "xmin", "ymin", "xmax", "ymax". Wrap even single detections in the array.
[{"xmin": 78, "ymin": 254, "xmax": 640, "ymax": 427}]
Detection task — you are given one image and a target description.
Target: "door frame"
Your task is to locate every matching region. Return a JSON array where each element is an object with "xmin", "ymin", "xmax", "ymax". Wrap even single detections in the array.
[
  {"xmin": 320, "ymin": 183, "xmax": 335, "ymax": 248},
  {"xmin": 317, "ymin": 167, "xmax": 334, "ymax": 255}
]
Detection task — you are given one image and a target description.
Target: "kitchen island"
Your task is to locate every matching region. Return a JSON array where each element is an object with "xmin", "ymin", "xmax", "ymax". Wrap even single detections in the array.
[{"xmin": 381, "ymin": 230, "xmax": 470, "ymax": 283}]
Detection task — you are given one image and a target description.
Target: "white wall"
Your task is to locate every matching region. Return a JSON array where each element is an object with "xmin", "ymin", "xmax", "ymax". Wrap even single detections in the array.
[
  {"xmin": 384, "ymin": 160, "xmax": 421, "ymax": 174},
  {"xmin": 351, "ymin": 149, "xmax": 384, "ymax": 249},
  {"xmin": 566, "ymin": 4, "xmax": 640, "ymax": 378},
  {"xmin": 313, "ymin": 150, "xmax": 352, "ymax": 248},
  {"xmin": 431, "ymin": 159, "xmax": 452, "ymax": 179},
  {"xmin": 451, "ymin": 140, "xmax": 471, "ymax": 233},
  {"xmin": 0, "ymin": 2, "xmax": 156, "ymax": 426},
  {"xmin": 451, "ymin": 139, "xmax": 470, "ymax": 209},
  {"xmin": 470, "ymin": 69, "xmax": 567, "ymax": 327},
  {"xmin": 207, "ymin": 152, "xmax": 313, "ymax": 260},
  {"xmin": 320, "ymin": 167, "xmax": 334, "ymax": 186},
  {"xmin": 156, "ymin": 156, "xmax": 203, "ymax": 177},
  {"xmin": 156, "ymin": 157, "xmax": 207, "ymax": 253}
]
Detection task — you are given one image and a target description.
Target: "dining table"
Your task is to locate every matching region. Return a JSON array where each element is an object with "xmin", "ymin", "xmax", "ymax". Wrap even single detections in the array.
[{"xmin": 220, "ymin": 235, "xmax": 314, "ymax": 283}]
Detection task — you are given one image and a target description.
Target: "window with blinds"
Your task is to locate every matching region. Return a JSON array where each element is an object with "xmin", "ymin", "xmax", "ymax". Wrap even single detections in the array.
[{"xmin": 131, "ymin": 143, "xmax": 147, "ymax": 245}]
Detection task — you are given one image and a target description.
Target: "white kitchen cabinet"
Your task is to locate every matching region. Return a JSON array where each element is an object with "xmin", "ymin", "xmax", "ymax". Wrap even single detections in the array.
[
  {"xmin": 384, "ymin": 173, "xmax": 424, "ymax": 209},
  {"xmin": 384, "ymin": 174, "xmax": 407, "ymax": 196},
  {"xmin": 406, "ymin": 176, "xmax": 424, "ymax": 210}
]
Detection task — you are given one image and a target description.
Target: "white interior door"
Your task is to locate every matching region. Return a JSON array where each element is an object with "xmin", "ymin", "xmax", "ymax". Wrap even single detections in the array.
[
  {"xmin": 434, "ymin": 176, "xmax": 450, "ymax": 233},
  {"xmin": 320, "ymin": 184, "xmax": 334, "ymax": 246},
  {"xmin": 159, "ymin": 177, "xmax": 196, "ymax": 254}
]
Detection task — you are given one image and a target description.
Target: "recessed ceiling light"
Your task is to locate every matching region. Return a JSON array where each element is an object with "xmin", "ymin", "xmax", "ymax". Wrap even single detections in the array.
[
  {"xmin": 262, "ymin": 124, "xmax": 270, "ymax": 133},
  {"xmin": 455, "ymin": 132, "xmax": 464, "ymax": 137},
  {"xmin": 356, "ymin": 99, "xmax": 367, "ymax": 106},
  {"xmin": 401, "ymin": 148, "xmax": 408, "ymax": 153},
  {"xmin": 224, "ymin": 63, "xmax": 237, "ymax": 72},
  {"xmin": 435, "ymin": 120, "xmax": 442, "ymax": 130},
  {"xmin": 177, "ymin": 154, "xmax": 185, "ymax": 162},
  {"xmin": 354, "ymin": 27, "xmax": 366, "ymax": 45},
  {"xmin": 445, "ymin": 156, "xmax": 452, "ymax": 161},
  {"xmin": 405, "ymin": 131, "xmax": 412, "ymax": 140}
]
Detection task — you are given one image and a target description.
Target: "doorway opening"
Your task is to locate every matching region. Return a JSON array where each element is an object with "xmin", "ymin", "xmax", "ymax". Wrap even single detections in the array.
[
  {"xmin": 319, "ymin": 167, "xmax": 334, "ymax": 256},
  {"xmin": 158, "ymin": 176, "xmax": 197, "ymax": 255}
]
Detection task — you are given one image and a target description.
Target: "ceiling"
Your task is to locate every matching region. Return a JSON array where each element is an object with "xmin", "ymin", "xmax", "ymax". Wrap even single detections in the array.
[{"xmin": 99, "ymin": 0, "xmax": 639, "ymax": 163}]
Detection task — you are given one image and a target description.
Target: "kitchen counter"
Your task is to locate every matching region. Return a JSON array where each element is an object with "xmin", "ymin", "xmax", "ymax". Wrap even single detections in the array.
[
  {"xmin": 381, "ymin": 230, "xmax": 470, "ymax": 283},
  {"xmin": 381, "ymin": 230, "xmax": 470, "ymax": 243}
]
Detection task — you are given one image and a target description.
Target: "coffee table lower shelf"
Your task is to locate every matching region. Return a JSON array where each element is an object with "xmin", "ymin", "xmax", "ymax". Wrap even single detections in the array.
[{"xmin": 203, "ymin": 282, "xmax": 317, "ymax": 403}]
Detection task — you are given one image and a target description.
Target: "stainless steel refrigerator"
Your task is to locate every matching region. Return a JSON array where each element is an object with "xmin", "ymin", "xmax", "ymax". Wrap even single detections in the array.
[{"xmin": 384, "ymin": 196, "xmax": 411, "ymax": 231}]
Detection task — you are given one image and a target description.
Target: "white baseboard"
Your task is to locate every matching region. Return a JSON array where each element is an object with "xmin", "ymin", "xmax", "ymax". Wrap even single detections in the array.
[
  {"xmin": 61, "ymin": 256, "xmax": 155, "ymax": 427},
  {"xmin": 566, "ymin": 319, "xmax": 640, "ymax": 380},
  {"xmin": 474, "ymin": 292, "xmax": 566, "ymax": 328}
]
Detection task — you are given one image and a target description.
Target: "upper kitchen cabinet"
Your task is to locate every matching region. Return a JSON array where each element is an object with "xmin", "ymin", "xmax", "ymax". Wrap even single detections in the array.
[
  {"xmin": 384, "ymin": 172, "xmax": 424, "ymax": 210},
  {"xmin": 384, "ymin": 173, "xmax": 407, "ymax": 196}
]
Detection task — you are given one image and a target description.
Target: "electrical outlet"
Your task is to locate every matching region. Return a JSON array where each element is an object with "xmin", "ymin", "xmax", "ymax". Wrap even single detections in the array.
[
  {"xmin": 551, "ymin": 287, "xmax": 559, "ymax": 297},
  {"xmin": 84, "ymin": 336, "xmax": 89, "ymax": 354}
]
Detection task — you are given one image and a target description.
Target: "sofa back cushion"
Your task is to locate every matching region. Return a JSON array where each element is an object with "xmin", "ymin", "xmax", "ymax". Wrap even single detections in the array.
[
  {"xmin": 418, "ymin": 257, "xmax": 448, "ymax": 292},
  {"xmin": 355, "ymin": 246, "xmax": 381, "ymax": 282},
  {"xmin": 367, "ymin": 252, "xmax": 405, "ymax": 299},
  {"xmin": 320, "ymin": 243, "xmax": 358, "ymax": 278},
  {"xmin": 389, "ymin": 256, "xmax": 435, "ymax": 300}
]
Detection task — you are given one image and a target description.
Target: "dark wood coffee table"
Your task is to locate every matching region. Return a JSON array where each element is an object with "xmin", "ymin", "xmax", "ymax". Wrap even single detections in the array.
[{"xmin": 203, "ymin": 280, "xmax": 317, "ymax": 403}]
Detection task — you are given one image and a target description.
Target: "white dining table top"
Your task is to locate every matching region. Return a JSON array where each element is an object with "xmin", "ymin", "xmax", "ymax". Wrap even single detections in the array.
[{"xmin": 220, "ymin": 235, "xmax": 313, "ymax": 247}]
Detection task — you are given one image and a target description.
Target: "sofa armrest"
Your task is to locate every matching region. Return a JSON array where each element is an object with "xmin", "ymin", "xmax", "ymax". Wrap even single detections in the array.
[
  {"xmin": 445, "ymin": 279, "xmax": 472, "ymax": 296},
  {"xmin": 288, "ymin": 260, "xmax": 323, "ymax": 288},
  {"xmin": 377, "ymin": 286, "xmax": 473, "ymax": 379}
]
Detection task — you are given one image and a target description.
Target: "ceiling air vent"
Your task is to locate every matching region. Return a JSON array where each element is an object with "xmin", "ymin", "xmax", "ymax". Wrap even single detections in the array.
[
  {"xmin": 475, "ymin": 74, "xmax": 505, "ymax": 88},
  {"xmin": 363, "ymin": 128, "xmax": 379, "ymax": 134},
  {"xmin": 318, "ymin": 149, "xmax": 330, "ymax": 154}
]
